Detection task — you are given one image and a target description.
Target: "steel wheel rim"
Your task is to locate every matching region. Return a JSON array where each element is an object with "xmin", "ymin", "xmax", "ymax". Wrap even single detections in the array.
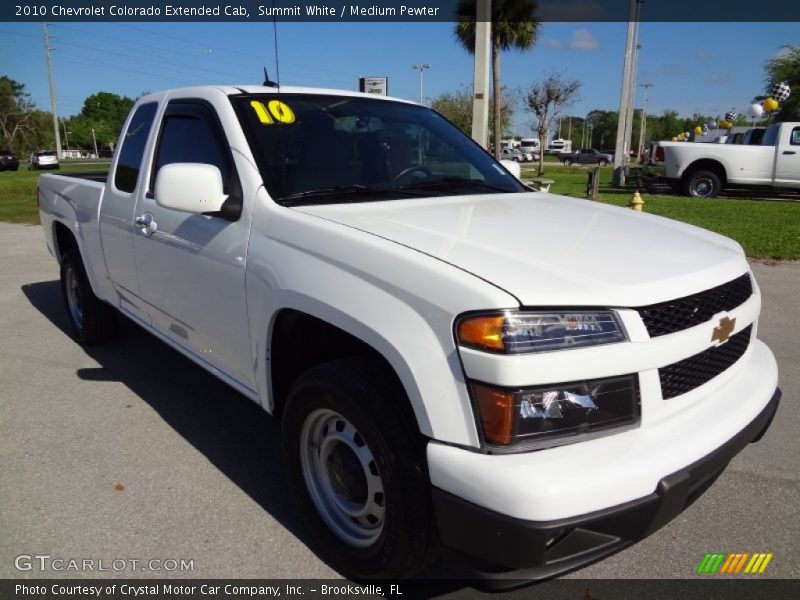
[
  {"xmin": 65, "ymin": 266, "xmax": 84, "ymax": 329},
  {"xmin": 692, "ymin": 177, "xmax": 714, "ymax": 197},
  {"xmin": 300, "ymin": 408, "xmax": 385, "ymax": 548}
]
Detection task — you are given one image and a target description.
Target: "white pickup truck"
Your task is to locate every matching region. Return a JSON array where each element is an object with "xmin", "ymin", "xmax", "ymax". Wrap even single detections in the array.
[
  {"xmin": 648, "ymin": 121, "xmax": 800, "ymax": 197},
  {"xmin": 38, "ymin": 85, "xmax": 780, "ymax": 584}
]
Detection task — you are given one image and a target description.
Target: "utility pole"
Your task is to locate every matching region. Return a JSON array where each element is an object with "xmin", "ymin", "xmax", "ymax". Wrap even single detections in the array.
[
  {"xmin": 91, "ymin": 128, "xmax": 99, "ymax": 158},
  {"xmin": 411, "ymin": 63, "xmax": 430, "ymax": 105},
  {"xmin": 471, "ymin": 0, "xmax": 491, "ymax": 148},
  {"xmin": 637, "ymin": 82, "xmax": 653, "ymax": 160},
  {"xmin": 43, "ymin": 23, "xmax": 62, "ymax": 159},
  {"xmin": 612, "ymin": 0, "xmax": 642, "ymax": 187}
]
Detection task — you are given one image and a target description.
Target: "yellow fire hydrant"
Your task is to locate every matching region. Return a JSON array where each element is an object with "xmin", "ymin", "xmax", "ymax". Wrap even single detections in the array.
[{"xmin": 629, "ymin": 191, "xmax": 644, "ymax": 212}]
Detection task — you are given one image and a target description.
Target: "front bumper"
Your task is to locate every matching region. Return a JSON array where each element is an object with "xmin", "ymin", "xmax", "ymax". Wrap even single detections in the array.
[{"xmin": 433, "ymin": 386, "xmax": 780, "ymax": 584}]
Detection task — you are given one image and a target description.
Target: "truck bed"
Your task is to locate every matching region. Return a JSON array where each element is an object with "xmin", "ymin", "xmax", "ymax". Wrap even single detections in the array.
[{"xmin": 55, "ymin": 171, "xmax": 108, "ymax": 183}]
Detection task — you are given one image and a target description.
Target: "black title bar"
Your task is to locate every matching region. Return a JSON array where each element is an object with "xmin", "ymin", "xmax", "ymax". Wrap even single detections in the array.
[{"xmin": 3, "ymin": 1, "xmax": 800, "ymax": 22}]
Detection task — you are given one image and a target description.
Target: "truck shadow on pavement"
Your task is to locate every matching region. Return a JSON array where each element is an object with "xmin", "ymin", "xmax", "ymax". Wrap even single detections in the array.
[{"xmin": 21, "ymin": 280, "xmax": 464, "ymax": 596}]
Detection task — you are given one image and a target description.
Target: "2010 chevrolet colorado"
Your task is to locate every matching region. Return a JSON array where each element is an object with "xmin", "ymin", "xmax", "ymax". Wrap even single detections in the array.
[{"xmin": 37, "ymin": 85, "xmax": 780, "ymax": 583}]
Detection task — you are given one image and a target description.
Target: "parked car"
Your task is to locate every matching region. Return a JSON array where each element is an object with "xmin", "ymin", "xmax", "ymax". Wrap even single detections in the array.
[
  {"xmin": 0, "ymin": 149, "xmax": 20, "ymax": 171},
  {"xmin": 560, "ymin": 148, "xmax": 613, "ymax": 166},
  {"xmin": 29, "ymin": 151, "xmax": 60, "ymax": 170},
  {"xmin": 648, "ymin": 122, "xmax": 800, "ymax": 197},
  {"xmin": 37, "ymin": 85, "xmax": 779, "ymax": 583},
  {"xmin": 501, "ymin": 147, "xmax": 532, "ymax": 162}
]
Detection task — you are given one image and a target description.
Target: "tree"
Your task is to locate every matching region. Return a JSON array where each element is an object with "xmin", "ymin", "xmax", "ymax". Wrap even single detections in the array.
[
  {"xmin": 764, "ymin": 45, "xmax": 800, "ymax": 122},
  {"xmin": 431, "ymin": 86, "xmax": 514, "ymax": 136},
  {"xmin": 525, "ymin": 73, "xmax": 581, "ymax": 175},
  {"xmin": 455, "ymin": 0, "xmax": 539, "ymax": 158},
  {"xmin": 0, "ymin": 76, "xmax": 39, "ymax": 152},
  {"xmin": 66, "ymin": 92, "xmax": 135, "ymax": 152}
]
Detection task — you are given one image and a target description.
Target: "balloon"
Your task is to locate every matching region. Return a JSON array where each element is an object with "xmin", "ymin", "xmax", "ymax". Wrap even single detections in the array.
[
  {"xmin": 694, "ymin": 126, "xmax": 703, "ymax": 135},
  {"xmin": 725, "ymin": 111, "xmax": 738, "ymax": 122},
  {"xmin": 771, "ymin": 81, "xmax": 791, "ymax": 102},
  {"xmin": 720, "ymin": 120, "xmax": 733, "ymax": 129},
  {"xmin": 685, "ymin": 131, "xmax": 692, "ymax": 138},
  {"xmin": 747, "ymin": 103, "xmax": 764, "ymax": 118},
  {"xmin": 671, "ymin": 136, "xmax": 677, "ymax": 141},
  {"xmin": 763, "ymin": 97, "xmax": 779, "ymax": 113}
]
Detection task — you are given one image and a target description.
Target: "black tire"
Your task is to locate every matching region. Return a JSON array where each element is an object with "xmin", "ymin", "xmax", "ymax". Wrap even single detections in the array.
[
  {"xmin": 599, "ymin": 159, "xmax": 609, "ymax": 166},
  {"xmin": 683, "ymin": 170, "xmax": 722, "ymax": 198},
  {"xmin": 282, "ymin": 358, "xmax": 435, "ymax": 579},
  {"xmin": 562, "ymin": 158, "xmax": 573, "ymax": 166},
  {"xmin": 60, "ymin": 248, "xmax": 117, "ymax": 345}
]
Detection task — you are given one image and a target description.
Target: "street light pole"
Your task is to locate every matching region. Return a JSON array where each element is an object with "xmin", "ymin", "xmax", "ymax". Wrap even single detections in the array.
[
  {"xmin": 612, "ymin": 0, "xmax": 642, "ymax": 187},
  {"xmin": 471, "ymin": 0, "xmax": 491, "ymax": 148},
  {"xmin": 91, "ymin": 128, "xmax": 99, "ymax": 159},
  {"xmin": 411, "ymin": 63, "xmax": 430, "ymax": 105},
  {"xmin": 637, "ymin": 82, "xmax": 653, "ymax": 161}
]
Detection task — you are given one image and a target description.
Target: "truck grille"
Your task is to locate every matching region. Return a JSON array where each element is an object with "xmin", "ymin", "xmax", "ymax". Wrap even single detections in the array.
[
  {"xmin": 659, "ymin": 325, "xmax": 752, "ymax": 399},
  {"xmin": 636, "ymin": 273, "xmax": 753, "ymax": 337}
]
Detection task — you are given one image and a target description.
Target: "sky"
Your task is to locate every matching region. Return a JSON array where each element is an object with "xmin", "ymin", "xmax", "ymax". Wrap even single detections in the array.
[{"xmin": 1, "ymin": 20, "xmax": 797, "ymax": 136}]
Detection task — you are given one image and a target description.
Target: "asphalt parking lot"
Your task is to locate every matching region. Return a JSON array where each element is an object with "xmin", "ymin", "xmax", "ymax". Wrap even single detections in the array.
[{"xmin": 1, "ymin": 222, "xmax": 798, "ymax": 588}]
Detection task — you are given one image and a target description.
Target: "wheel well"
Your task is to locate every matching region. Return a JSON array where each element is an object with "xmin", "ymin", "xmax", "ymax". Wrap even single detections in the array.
[
  {"xmin": 269, "ymin": 310, "xmax": 407, "ymax": 419},
  {"xmin": 53, "ymin": 222, "xmax": 78, "ymax": 263},
  {"xmin": 683, "ymin": 159, "xmax": 727, "ymax": 184}
]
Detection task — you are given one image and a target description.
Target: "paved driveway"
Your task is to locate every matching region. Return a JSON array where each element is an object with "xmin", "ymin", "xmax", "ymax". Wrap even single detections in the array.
[{"xmin": 1, "ymin": 222, "xmax": 798, "ymax": 584}]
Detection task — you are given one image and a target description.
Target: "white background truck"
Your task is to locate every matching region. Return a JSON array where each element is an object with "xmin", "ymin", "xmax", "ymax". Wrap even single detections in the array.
[
  {"xmin": 648, "ymin": 121, "xmax": 800, "ymax": 197},
  {"xmin": 37, "ymin": 85, "xmax": 780, "ymax": 584}
]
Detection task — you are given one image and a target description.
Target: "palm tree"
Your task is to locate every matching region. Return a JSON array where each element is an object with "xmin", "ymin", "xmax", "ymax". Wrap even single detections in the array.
[{"xmin": 455, "ymin": 0, "xmax": 540, "ymax": 159}]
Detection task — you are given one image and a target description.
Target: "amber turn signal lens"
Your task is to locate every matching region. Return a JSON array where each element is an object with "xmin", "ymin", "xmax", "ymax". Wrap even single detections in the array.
[
  {"xmin": 472, "ymin": 383, "xmax": 514, "ymax": 445},
  {"xmin": 458, "ymin": 315, "xmax": 506, "ymax": 352}
]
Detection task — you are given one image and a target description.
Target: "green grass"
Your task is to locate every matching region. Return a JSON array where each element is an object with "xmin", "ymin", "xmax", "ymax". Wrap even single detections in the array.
[
  {"xmin": 2, "ymin": 160, "xmax": 798, "ymax": 260},
  {"xmin": 522, "ymin": 166, "xmax": 800, "ymax": 260},
  {"xmin": 0, "ymin": 162, "xmax": 109, "ymax": 224}
]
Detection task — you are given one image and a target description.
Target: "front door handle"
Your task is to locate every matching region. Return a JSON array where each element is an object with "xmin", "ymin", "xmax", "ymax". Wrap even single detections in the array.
[
  {"xmin": 135, "ymin": 213, "xmax": 158, "ymax": 237},
  {"xmin": 783, "ymin": 150, "xmax": 797, "ymax": 155}
]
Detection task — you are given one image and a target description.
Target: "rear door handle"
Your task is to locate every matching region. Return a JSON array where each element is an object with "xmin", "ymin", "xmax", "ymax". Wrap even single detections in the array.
[
  {"xmin": 783, "ymin": 150, "xmax": 796, "ymax": 155},
  {"xmin": 135, "ymin": 213, "xmax": 158, "ymax": 237}
]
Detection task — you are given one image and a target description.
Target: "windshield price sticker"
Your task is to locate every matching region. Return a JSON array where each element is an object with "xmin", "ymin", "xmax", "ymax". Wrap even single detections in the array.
[{"xmin": 250, "ymin": 100, "xmax": 296, "ymax": 124}]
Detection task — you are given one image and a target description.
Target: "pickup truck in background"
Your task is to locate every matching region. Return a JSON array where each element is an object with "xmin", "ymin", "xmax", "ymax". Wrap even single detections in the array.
[
  {"xmin": 560, "ymin": 147, "xmax": 613, "ymax": 166},
  {"xmin": 648, "ymin": 121, "xmax": 800, "ymax": 197},
  {"xmin": 38, "ymin": 85, "xmax": 780, "ymax": 584}
]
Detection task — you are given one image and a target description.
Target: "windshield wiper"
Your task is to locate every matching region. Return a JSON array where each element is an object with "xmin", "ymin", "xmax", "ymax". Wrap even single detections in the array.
[
  {"xmin": 281, "ymin": 184, "xmax": 427, "ymax": 206},
  {"xmin": 397, "ymin": 176, "xmax": 513, "ymax": 194}
]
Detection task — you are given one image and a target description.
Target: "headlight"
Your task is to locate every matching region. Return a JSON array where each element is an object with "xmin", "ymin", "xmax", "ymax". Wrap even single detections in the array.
[
  {"xmin": 471, "ymin": 375, "xmax": 640, "ymax": 449},
  {"xmin": 457, "ymin": 310, "xmax": 626, "ymax": 354}
]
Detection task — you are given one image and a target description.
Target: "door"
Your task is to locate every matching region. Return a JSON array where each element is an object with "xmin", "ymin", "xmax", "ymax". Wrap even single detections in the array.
[
  {"xmin": 131, "ymin": 99, "xmax": 255, "ymax": 390},
  {"xmin": 99, "ymin": 102, "xmax": 159, "ymax": 323},
  {"xmin": 774, "ymin": 125, "xmax": 800, "ymax": 187}
]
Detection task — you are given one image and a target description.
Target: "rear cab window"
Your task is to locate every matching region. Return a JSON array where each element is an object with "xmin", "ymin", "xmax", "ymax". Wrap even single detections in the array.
[{"xmin": 114, "ymin": 103, "xmax": 158, "ymax": 193}]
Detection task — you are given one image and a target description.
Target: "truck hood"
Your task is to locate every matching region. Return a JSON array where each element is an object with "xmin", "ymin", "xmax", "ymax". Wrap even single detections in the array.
[{"xmin": 295, "ymin": 192, "xmax": 749, "ymax": 307}]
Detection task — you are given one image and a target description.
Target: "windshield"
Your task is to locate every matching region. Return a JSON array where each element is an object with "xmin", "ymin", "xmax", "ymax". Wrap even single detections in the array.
[{"xmin": 232, "ymin": 93, "xmax": 526, "ymax": 206}]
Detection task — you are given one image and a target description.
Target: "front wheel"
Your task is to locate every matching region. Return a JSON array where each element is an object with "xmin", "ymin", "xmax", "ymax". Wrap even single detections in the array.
[
  {"xmin": 599, "ymin": 159, "xmax": 609, "ymax": 166},
  {"xmin": 683, "ymin": 170, "xmax": 722, "ymax": 198},
  {"xmin": 562, "ymin": 158, "xmax": 573, "ymax": 166},
  {"xmin": 60, "ymin": 249, "xmax": 117, "ymax": 344},
  {"xmin": 282, "ymin": 359, "xmax": 435, "ymax": 578}
]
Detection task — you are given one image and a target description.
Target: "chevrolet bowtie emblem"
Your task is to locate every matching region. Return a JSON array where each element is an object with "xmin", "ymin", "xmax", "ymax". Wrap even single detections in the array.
[{"xmin": 712, "ymin": 316, "xmax": 736, "ymax": 344}]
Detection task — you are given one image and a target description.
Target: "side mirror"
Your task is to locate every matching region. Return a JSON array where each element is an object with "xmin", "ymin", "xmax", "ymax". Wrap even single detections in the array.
[
  {"xmin": 500, "ymin": 159, "xmax": 522, "ymax": 179},
  {"xmin": 154, "ymin": 163, "xmax": 227, "ymax": 214}
]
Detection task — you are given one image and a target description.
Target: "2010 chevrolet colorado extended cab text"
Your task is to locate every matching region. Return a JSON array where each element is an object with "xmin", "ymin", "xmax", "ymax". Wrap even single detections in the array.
[{"xmin": 38, "ymin": 85, "xmax": 780, "ymax": 583}]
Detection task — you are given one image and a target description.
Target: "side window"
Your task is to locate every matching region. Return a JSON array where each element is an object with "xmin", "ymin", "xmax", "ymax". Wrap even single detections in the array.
[
  {"xmin": 791, "ymin": 127, "xmax": 800, "ymax": 146},
  {"xmin": 151, "ymin": 103, "xmax": 231, "ymax": 193},
  {"xmin": 114, "ymin": 102, "xmax": 157, "ymax": 193}
]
